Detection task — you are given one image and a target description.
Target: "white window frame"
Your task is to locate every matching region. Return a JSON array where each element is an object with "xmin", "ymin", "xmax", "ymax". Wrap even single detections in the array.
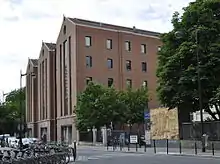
[
  {"xmin": 85, "ymin": 36, "xmax": 91, "ymax": 47},
  {"xmin": 106, "ymin": 39, "xmax": 112, "ymax": 49},
  {"xmin": 141, "ymin": 44, "xmax": 146, "ymax": 54},
  {"xmin": 125, "ymin": 41, "xmax": 131, "ymax": 51}
]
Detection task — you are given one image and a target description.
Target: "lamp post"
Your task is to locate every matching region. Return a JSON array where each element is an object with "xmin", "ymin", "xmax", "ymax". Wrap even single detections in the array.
[
  {"xmin": 1, "ymin": 91, "xmax": 8, "ymax": 104},
  {"xmin": 195, "ymin": 29, "xmax": 206, "ymax": 152},
  {"xmin": 19, "ymin": 70, "xmax": 35, "ymax": 150},
  {"xmin": 19, "ymin": 70, "xmax": 27, "ymax": 150},
  {"xmin": 3, "ymin": 92, "xmax": 7, "ymax": 103},
  {"xmin": 175, "ymin": 28, "xmax": 205, "ymax": 152}
]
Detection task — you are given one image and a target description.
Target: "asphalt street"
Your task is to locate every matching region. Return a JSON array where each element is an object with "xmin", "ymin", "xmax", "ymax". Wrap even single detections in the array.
[{"xmin": 73, "ymin": 146, "xmax": 220, "ymax": 164}]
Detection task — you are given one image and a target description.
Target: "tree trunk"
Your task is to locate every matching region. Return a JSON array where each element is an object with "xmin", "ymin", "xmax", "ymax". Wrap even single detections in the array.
[
  {"xmin": 178, "ymin": 106, "xmax": 191, "ymax": 140},
  {"xmin": 129, "ymin": 124, "xmax": 132, "ymax": 136}
]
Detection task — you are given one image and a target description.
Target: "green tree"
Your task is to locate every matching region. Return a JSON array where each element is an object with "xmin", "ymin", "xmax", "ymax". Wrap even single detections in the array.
[
  {"xmin": 0, "ymin": 87, "xmax": 25, "ymax": 134},
  {"xmin": 119, "ymin": 87, "xmax": 148, "ymax": 127},
  {"xmin": 157, "ymin": 0, "xmax": 220, "ymax": 120},
  {"xmin": 76, "ymin": 82, "xmax": 122, "ymax": 130}
]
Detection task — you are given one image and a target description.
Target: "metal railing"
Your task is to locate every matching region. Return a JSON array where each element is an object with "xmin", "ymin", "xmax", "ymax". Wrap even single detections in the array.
[{"xmin": 106, "ymin": 139, "xmax": 220, "ymax": 157}]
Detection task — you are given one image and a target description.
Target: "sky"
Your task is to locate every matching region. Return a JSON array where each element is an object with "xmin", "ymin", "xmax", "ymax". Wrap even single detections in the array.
[{"xmin": 0, "ymin": 0, "xmax": 194, "ymax": 96}]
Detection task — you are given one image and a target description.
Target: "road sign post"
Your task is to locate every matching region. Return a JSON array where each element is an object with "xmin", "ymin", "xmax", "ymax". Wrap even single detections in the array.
[{"xmin": 144, "ymin": 111, "xmax": 151, "ymax": 146}]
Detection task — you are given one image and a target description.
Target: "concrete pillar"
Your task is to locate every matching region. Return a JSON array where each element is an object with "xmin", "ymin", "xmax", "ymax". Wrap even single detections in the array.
[
  {"xmin": 102, "ymin": 126, "xmax": 107, "ymax": 146},
  {"xmin": 72, "ymin": 123, "xmax": 77, "ymax": 143},
  {"xmin": 57, "ymin": 125, "xmax": 61, "ymax": 141},
  {"xmin": 92, "ymin": 126, "xmax": 97, "ymax": 144},
  {"xmin": 76, "ymin": 130, "xmax": 80, "ymax": 143}
]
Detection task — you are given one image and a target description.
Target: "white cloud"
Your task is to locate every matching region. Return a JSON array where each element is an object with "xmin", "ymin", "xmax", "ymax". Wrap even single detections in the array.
[{"xmin": 0, "ymin": 0, "xmax": 194, "ymax": 95}]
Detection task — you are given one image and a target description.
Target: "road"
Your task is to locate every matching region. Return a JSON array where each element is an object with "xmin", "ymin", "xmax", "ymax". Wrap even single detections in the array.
[{"xmin": 73, "ymin": 146, "xmax": 220, "ymax": 164}]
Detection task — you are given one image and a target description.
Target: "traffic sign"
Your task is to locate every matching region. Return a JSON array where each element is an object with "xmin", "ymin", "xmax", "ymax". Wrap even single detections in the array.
[{"xmin": 144, "ymin": 112, "xmax": 150, "ymax": 120}]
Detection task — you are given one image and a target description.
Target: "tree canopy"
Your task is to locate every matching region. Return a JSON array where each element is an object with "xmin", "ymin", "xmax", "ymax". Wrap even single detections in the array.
[
  {"xmin": 0, "ymin": 87, "xmax": 25, "ymax": 134},
  {"xmin": 75, "ymin": 82, "xmax": 148, "ymax": 130},
  {"xmin": 157, "ymin": 0, "xmax": 220, "ymax": 120}
]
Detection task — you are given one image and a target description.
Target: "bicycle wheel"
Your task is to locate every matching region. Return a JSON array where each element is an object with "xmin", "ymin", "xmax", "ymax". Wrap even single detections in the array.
[{"xmin": 65, "ymin": 153, "xmax": 70, "ymax": 163}]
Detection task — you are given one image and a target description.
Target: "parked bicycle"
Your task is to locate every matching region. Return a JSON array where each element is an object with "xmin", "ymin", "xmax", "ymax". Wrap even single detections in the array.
[{"xmin": 0, "ymin": 142, "xmax": 74, "ymax": 164}]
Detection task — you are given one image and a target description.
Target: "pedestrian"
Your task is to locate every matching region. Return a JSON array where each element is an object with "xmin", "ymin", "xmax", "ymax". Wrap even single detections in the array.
[
  {"xmin": 43, "ymin": 133, "xmax": 47, "ymax": 143},
  {"xmin": 113, "ymin": 136, "xmax": 117, "ymax": 150},
  {"xmin": 6, "ymin": 138, "xmax": 9, "ymax": 147}
]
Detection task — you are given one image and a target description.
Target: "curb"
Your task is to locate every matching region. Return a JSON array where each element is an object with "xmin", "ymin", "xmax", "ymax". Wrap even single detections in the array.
[
  {"xmin": 77, "ymin": 142, "xmax": 104, "ymax": 146},
  {"xmin": 106, "ymin": 150, "xmax": 148, "ymax": 155},
  {"xmin": 157, "ymin": 152, "xmax": 220, "ymax": 159}
]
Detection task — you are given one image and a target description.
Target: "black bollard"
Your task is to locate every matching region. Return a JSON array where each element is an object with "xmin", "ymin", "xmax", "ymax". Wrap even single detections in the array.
[
  {"xmin": 73, "ymin": 141, "xmax": 77, "ymax": 162},
  {"xmin": 212, "ymin": 142, "xmax": 215, "ymax": 156},
  {"xmin": 194, "ymin": 142, "xmax": 197, "ymax": 155},
  {"xmin": 153, "ymin": 140, "xmax": 156, "ymax": 154},
  {"xmin": 166, "ymin": 139, "xmax": 169, "ymax": 154},
  {"xmin": 128, "ymin": 143, "xmax": 130, "ymax": 151},
  {"xmin": 179, "ymin": 140, "xmax": 182, "ymax": 154},
  {"xmin": 144, "ymin": 143, "xmax": 146, "ymax": 152},
  {"xmin": 136, "ymin": 143, "xmax": 138, "ymax": 152}
]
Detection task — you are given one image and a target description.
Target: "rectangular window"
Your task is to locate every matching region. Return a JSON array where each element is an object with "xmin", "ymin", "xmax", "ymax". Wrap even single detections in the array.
[
  {"xmin": 68, "ymin": 36, "xmax": 72, "ymax": 115},
  {"xmin": 86, "ymin": 56, "xmax": 92, "ymax": 67},
  {"xmin": 44, "ymin": 59, "xmax": 48, "ymax": 119},
  {"xmin": 142, "ymin": 62, "xmax": 147, "ymax": 72},
  {"xmin": 42, "ymin": 61, "xmax": 45, "ymax": 119},
  {"xmin": 107, "ymin": 58, "xmax": 113, "ymax": 69},
  {"xmin": 85, "ymin": 36, "xmax": 91, "ymax": 47},
  {"xmin": 126, "ymin": 79, "xmax": 132, "ymax": 88},
  {"xmin": 59, "ymin": 44, "xmax": 63, "ymax": 116},
  {"xmin": 108, "ymin": 78, "xmax": 114, "ymax": 87},
  {"xmin": 142, "ymin": 80, "xmax": 148, "ymax": 87},
  {"xmin": 63, "ymin": 40, "xmax": 68, "ymax": 116},
  {"xmin": 86, "ymin": 77, "xmax": 92, "ymax": 85},
  {"xmin": 39, "ymin": 64, "xmax": 42, "ymax": 119},
  {"xmin": 126, "ymin": 60, "xmax": 132, "ymax": 71},
  {"xmin": 106, "ymin": 39, "xmax": 112, "ymax": 49},
  {"xmin": 125, "ymin": 41, "xmax": 131, "ymax": 51},
  {"xmin": 141, "ymin": 44, "xmax": 146, "ymax": 54}
]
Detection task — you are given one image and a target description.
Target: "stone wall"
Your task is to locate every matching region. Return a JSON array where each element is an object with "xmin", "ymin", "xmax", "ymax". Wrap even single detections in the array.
[{"xmin": 151, "ymin": 107, "xmax": 179, "ymax": 139}]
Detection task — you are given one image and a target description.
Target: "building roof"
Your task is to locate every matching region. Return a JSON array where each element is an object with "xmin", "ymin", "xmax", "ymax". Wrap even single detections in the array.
[
  {"xmin": 44, "ymin": 42, "xmax": 56, "ymax": 51},
  {"xmin": 68, "ymin": 17, "xmax": 161, "ymax": 37},
  {"xmin": 30, "ymin": 59, "xmax": 38, "ymax": 67}
]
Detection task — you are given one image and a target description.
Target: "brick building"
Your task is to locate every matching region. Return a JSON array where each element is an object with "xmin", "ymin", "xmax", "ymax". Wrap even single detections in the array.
[
  {"xmin": 26, "ymin": 42, "xmax": 56, "ymax": 141},
  {"xmin": 26, "ymin": 17, "xmax": 161, "ymax": 142},
  {"xmin": 26, "ymin": 58, "xmax": 38, "ymax": 137},
  {"xmin": 37, "ymin": 42, "xmax": 56, "ymax": 141}
]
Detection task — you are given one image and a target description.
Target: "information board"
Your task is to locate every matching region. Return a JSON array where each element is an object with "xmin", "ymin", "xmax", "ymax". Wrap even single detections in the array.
[{"xmin": 130, "ymin": 135, "xmax": 138, "ymax": 144}]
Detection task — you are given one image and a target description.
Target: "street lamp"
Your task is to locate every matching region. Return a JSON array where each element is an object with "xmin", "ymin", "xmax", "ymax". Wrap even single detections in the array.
[
  {"xmin": 175, "ymin": 28, "xmax": 205, "ymax": 152},
  {"xmin": 19, "ymin": 70, "xmax": 35, "ymax": 150},
  {"xmin": 3, "ymin": 92, "xmax": 8, "ymax": 102},
  {"xmin": 1, "ymin": 91, "xmax": 8, "ymax": 104}
]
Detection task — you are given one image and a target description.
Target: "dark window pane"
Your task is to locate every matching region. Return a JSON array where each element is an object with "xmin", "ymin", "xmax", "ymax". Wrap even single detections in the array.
[{"xmin": 108, "ymin": 78, "xmax": 113, "ymax": 87}]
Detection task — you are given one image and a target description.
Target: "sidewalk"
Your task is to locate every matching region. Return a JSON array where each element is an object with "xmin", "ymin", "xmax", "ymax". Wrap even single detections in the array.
[
  {"xmin": 77, "ymin": 144, "xmax": 220, "ymax": 158},
  {"xmin": 108, "ymin": 146, "xmax": 220, "ymax": 157}
]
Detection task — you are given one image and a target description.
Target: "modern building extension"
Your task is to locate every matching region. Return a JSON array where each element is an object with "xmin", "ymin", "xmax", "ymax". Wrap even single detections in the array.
[{"xmin": 26, "ymin": 16, "xmax": 162, "ymax": 142}]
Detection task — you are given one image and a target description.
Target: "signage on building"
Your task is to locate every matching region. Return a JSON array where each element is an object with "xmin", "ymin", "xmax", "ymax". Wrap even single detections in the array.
[{"xmin": 144, "ymin": 112, "xmax": 150, "ymax": 120}]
